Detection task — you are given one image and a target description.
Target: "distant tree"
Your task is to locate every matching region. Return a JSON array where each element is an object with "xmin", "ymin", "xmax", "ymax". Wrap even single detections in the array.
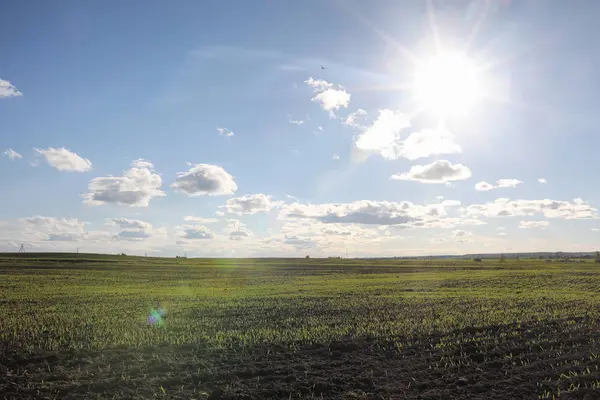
[
  {"xmin": 305, "ymin": 255, "xmax": 310, "ymax": 259},
  {"xmin": 500, "ymin": 254, "xmax": 506, "ymax": 263},
  {"xmin": 595, "ymin": 251, "xmax": 600, "ymax": 264},
  {"xmin": 473, "ymin": 258, "xmax": 482, "ymax": 262}
]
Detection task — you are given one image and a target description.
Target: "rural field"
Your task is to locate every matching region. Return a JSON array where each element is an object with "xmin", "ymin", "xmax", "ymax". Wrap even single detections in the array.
[{"xmin": 2, "ymin": 254, "xmax": 600, "ymax": 399}]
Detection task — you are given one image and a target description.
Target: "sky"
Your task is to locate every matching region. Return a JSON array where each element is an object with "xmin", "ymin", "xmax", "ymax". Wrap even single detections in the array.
[{"xmin": 2, "ymin": 0, "xmax": 600, "ymax": 257}]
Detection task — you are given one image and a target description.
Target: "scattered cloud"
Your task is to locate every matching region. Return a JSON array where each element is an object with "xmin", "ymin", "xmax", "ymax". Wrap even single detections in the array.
[
  {"xmin": 292, "ymin": 149, "xmax": 300, "ymax": 155},
  {"xmin": 221, "ymin": 193, "xmax": 283, "ymax": 215},
  {"xmin": 463, "ymin": 198, "xmax": 598, "ymax": 220},
  {"xmin": 288, "ymin": 119, "xmax": 304, "ymax": 125},
  {"xmin": 498, "ymin": 232, "xmax": 507, "ymax": 236},
  {"xmin": 391, "ymin": 160, "xmax": 472, "ymax": 184},
  {"xmin": 279, "ymin": 199, "xmax": 470, "ymax": 229},
  {"xmin": 171, "ymin": 164, "xmax": 237, "ymax": 196},
  {"xmin": 353, "ymin": 111, "xmax": 460, "ymax": 161},
  {"xmin": 108, "ymin": 218, "xmax": 157, "ymax": 241},
  {"xmin": 3, "ymin": 148, "xmax": 22, "ymax": 160},
  {"xmin": 34, "ymin": 147, "xmax": 92, "ymax": 172},
  {"xmin": 217, "ymin": 127, "xmax": 234, "ymax": 137},
  {"xmin": 305, "ymin": 77, "xmax": 351, "ymax": 111},
  {"xmin": 592, "ymin": 228, "xmax": 599, "ymax": 232},
  {"xmin": 475, "ymin": 181, "xmax": 495, "ymax": 191},
  {"xmin": 182, "ymin": 226, "xmax": 215, "ymax": 240},
  {"xmin": 227, "ymin": 219, "xmax": 254, "ymax": 241},
  {"xmin": 353, "ymin": 109, "xmax": 410, "ymax": 159},
  {"xmin": 343, "ymin": 109, "xmax": 368, "ymax": 128},
  {"xmin": 496, "ymin": 179, "xmax": 523, "ymax": 188},
  {"xmin": 519, "ymin": 220, "xmax": 549, "ymax": 229},
  {"xmin": 538, "ymin": 178, "xmax": 547, "ymax": 184},
  {"xmin": 183, "ymin": 216, "xmax": 220, "ymax": 224},
  {"xmin": 0, "ymin": 79, "xmax": 22, "ymax": 98},
  {"xmin": 83, "ymin": 159, "xmax": 166, "ymax": 207},
  {"xmin": 20, "ymin": 216, "xmax": 87, "ymax": 242},
  {"xmin": 332, "ymin": 154, "xmax": 340, "ymax": 160},
  {"xmin": 399, "ymin": 126, "xmax": 461, "ymax": 160},
  {"xmin": 474, "ymin": 179, "xmax": 523, "ymax": 191}
]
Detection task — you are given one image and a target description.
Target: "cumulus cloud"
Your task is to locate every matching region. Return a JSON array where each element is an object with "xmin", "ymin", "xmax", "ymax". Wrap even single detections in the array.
[
  {"xmin": 217, "ymin": 127, "xmax": 234, "ymax": 137},
  {"xmin": 0, "ymin": 79, "xmax": 22, "ymax": 98},
  {"xmin": 475, "ymin": 179, "xmax": 523, "ymax": 191},
  {"xmin": 279, "ymin": 199, "xmax": 471, "ymax": 230},
  {"xmin": 83, "ymin": 159, "xmax": 166, "ymax": 207},
  {"xmin": 20, "ymin": 216, "xmax": 87, "ymax": 242},
  {"xmin": 305, "ymin": 77, "xmax": 351, "ymax": 111},
  {"xmin": 183, "ymin": 216, "xmax": 219, "ymax": 224},
  {"xmin": 226, "ymin": 219, "xmax": 254, "ymax": 241},
  {"xmin": 519, "ymin": 220, "xmax": 549, "ymax": 229},
  {"xmin": 538, "ymin": 178, "xmax": 547, "ymax": 184},
  {"xmin": 354, "ymin": 109, "xmax": 410, "ymax": 158},
  {"xmin": 391, "ymin": 160, "xmax": 472, "ymax": 184},
  {"xmin": 353, "ymin": 111, "xmax": 460, "ymax": 161},
  {"xmin": 171, "ymin": 164, "xmax": 237, "ymax": 196},
  {"xmin": 496, "ymin": 179, "xmax": 523, "ymax": 188},
  {"xmin": 34, "ymin": 147, "xmax": 92, "ymax": 172},
  {"xmin": 343, "ymin": 109, "xmax": 368, "ymax": 128},
  {"xmin": 182, "ymin": 226, "xmax": 215, "ymax": 240},
  {"xmin": 107, "ymin": 218, "xmax": 157, "ymax": 240},
  {"xmin": 463, "ymin": 198, "xmax": 598, "ymax": 220},
  {"xmin": 399, "ymin": 126, "xmax": 461, "ymax": 160},
  {"xmin": 221, "ymin": 194, "xmax": 282, "ymax": 215},
  {"xmin": 475, "ymin": 181, "xmax": 495, "ymax": 191},
  {"xmin": 3, "ymin": 148, "xmax": 22, "ymax": 160}
]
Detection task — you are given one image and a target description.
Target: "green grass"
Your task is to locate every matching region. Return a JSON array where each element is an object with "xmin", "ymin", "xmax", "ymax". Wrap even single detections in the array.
[{"xmin": 2, "ymin": 256, "xmax": 599, "ymax": 354}]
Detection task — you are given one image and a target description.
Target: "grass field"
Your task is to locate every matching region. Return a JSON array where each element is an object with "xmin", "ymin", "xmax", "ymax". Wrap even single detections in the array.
[{"xmin": 2, "ymin": 254, "xmax": 600, "ymax": 399}]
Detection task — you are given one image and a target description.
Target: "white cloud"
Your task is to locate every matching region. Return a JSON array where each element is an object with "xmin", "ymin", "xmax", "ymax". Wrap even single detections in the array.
[
  {"xmin": 83, "ymin": 159, "xmax": 166, "ymax": 207},
  {"xmin": 475, "ymin": 181, "xmax": 495, "ymax": 191},
  {"xmin": 107, "ymin": 217, "xmax": 157, "ymax": 241},
  {"xmin": 538, "ymin": 178, "xmax": 547, "ymax": 184},
  {"xmin": 279, "ymin": 199, "xmax": 475, "ymax": 230},
  {"xmin": 592, "ymin": 228, "xmax": 599, "ymax": 232},
  {"xmin": 498, "ymin": 232, "xmax": 507, "ymax": 236},
  {"xmin": 20, "ymin": 216, "xmax": 87, "ymax": 242},
  {"xmin": 183, "ymin": 216, "xmax": 220, "ymax": 224},
  {"xmin": 171, "ymin": 164, "xmax": 237, "ymax": 196},
  {"xmin": 399, "ymin": 126, "xmax": 461, "ymax": 160},
  {"xmin": 496, "ymin": 179, "xmax": 523, "ymax": 188},
  {"xmin": 180, "ymin": 226, "xmax": 215, "ymax": 240},
  {"xmin": 343, "ymin": 109, "xmax": 368, "ymax": 128},
  {"xmin": 226, "ymin": 219, "xmax": 254, "ymax": 241},
  {"xmin": 519, "ymin": 220, "xmax": 549, "ymax": 229},
  {"xmin": 353, "ymin": 112, "xmax": 460, "ymax": 161},
  {"xmin": 34, "ymin": 147, "xmax": 92, "ymax": 172},
  {"xmin": 3, "ymin": 148, "xmax": 22, "ymax": 160},
  {"xmin": 0, "ymin": 79, "xmax": 22, "ymax": 98},
  {"xmin": 288, "ymin": 119, "xmax": 304, "ymax": 125},
  {"xmin": 391, "ymin": 160, "xmax": 472, "ymax": 184},
  {"xmin": 463, "ymin": 198, "xmax": 598, "ymax": 220},
  {"xmin": 354, "ymin": 109, "xmax": 410, "ymax": 158},
  {"xmin": 217, "ymin": 127, "xmax": 234, "ymax": 137},
  {"xmin": 221, "ymin": 193, "xmax": 282, "ymax": 215},
  {"xmin": 215, "ymin": 211, "xmax": 226, "ymax": 217},
  {"xmin": 474, "ymin": 179, "xmax": 523, "ymax": 191},
  {"xmin": 305, "ymin": 77, "xmax": 351, "ymax": 111},
  {"xmin": 332, "ymin": 154, "xmax": 340, "ymax": 160}
]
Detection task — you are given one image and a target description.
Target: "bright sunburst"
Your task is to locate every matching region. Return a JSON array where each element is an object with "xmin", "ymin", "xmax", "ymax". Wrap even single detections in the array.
[{"xmin": 413, "ymin": 51, "xmax": 483, "ymax": 118}]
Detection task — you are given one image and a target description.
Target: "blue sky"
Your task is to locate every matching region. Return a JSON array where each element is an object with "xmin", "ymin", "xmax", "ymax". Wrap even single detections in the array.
[{"xmin": 2, "ymin": 0, "xmax": 600, "ymax": 257}]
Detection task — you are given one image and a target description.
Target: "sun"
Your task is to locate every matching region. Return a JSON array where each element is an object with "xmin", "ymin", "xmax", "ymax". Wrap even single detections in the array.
[{"xmin": 413, "ymin": 51, "xmax": 482, "ymax": 118}]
